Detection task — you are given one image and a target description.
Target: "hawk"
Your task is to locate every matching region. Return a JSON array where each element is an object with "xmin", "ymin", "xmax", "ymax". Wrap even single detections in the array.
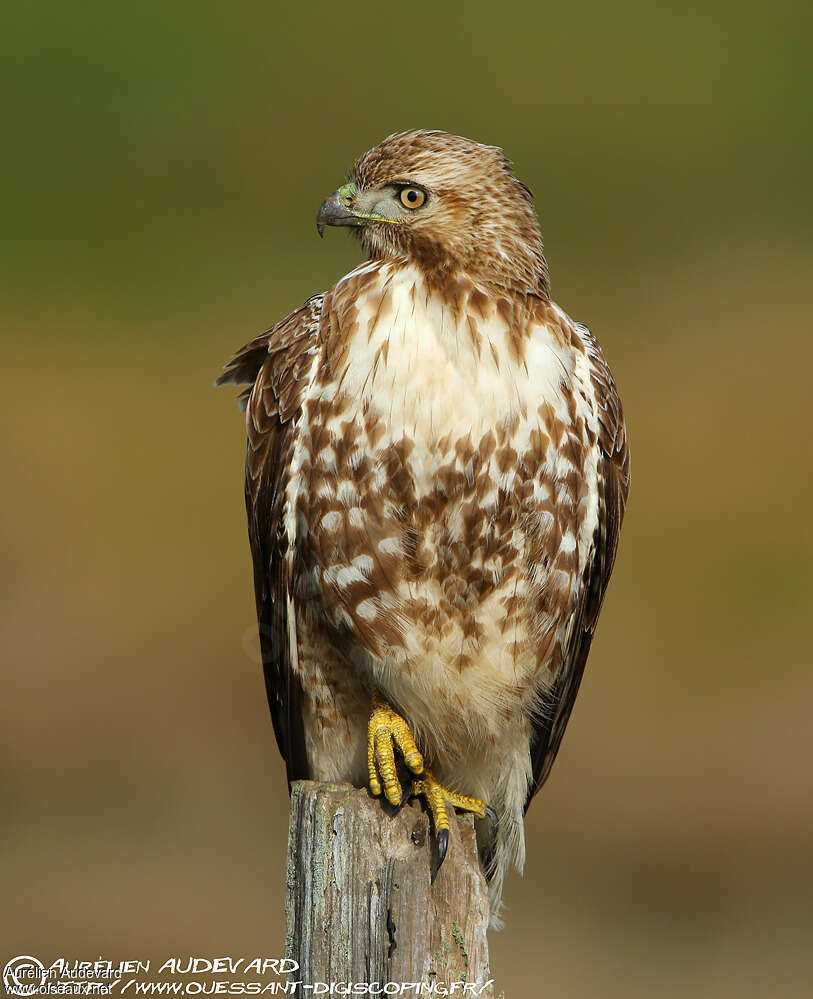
[{"xmin": 218, "ymin": 130, "xmax": 629, "ymax": 923}]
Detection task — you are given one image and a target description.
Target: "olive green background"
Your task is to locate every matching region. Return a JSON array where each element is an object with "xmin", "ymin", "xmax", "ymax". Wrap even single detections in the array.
[{"xmin": 3, "ymin": 2, "xmax": 812, "ymax": 995}]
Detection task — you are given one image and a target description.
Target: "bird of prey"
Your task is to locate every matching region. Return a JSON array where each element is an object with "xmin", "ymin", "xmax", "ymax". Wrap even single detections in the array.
[{"xmin": 218, "ymin": 130, "xmax": 629, "ymax": 923}]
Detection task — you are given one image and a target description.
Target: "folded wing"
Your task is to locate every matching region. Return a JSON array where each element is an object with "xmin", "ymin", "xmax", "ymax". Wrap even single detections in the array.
[{"xmin": 217, "ymin": 296, "xmax": 322, "ymax": 784}]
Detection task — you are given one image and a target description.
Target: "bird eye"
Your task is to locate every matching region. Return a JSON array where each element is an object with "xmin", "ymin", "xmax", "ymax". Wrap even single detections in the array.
[{"xmin": 399, "ymin": 187, "xmax": 426, "ymax": 210}]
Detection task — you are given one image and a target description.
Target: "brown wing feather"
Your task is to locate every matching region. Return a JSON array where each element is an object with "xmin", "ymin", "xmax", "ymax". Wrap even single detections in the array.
[
  {"xmin": 525, "ymin": 327, "xmax": 630, "ymax": 811},
  {"xmin": 217, "ymin": 296, "xmax": 322, "ymax": 786}
]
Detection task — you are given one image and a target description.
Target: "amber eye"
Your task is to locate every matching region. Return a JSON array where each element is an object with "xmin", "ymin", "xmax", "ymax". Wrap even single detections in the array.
[{"xmin": 399, "ymin": 187, "xmax": 426, "ymax": 210}]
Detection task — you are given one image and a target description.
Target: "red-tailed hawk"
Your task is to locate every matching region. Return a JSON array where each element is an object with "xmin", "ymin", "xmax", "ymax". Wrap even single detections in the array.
[{"xmin": 218, "ymin": 130, "xmax": 629, "ymax": 924}]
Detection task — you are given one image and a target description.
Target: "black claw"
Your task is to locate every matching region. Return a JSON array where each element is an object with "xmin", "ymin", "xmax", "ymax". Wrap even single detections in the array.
[
  {"xmin": 485, "ymin": 805, "xmax": 499, "ymax": 831},
  {"xmin": 437, "ymin": 828, "xmax": 449, "ymax": 868}
]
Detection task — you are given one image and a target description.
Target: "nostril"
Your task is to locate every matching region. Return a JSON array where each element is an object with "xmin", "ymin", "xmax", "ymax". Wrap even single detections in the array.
[{"xmin": 339, "ymin": 182, "xmax": 358, "ymax": 205}]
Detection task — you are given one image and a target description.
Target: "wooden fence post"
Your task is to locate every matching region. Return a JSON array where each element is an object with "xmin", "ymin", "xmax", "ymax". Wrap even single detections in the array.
[{"xmin": 284, "ymin": 781, "xmax": 493, "ymax": 993}]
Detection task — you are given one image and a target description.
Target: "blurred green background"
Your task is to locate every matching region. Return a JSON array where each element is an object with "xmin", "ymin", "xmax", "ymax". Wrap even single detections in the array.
[{"xmin": 2, "ymin": 1, "xmax": 812, "ymax": 995}]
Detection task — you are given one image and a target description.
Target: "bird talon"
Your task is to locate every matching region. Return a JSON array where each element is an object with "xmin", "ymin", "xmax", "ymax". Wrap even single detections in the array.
[
  {"xmin": 366, "ymin": 696, "xmax": 491, "ymax": 867},
  {"xmin": 410, "ymin": 771, "xmax": 491, "ymax": 869},
  {"xmin": 436, "ymin": 827, "xmax": 449, "ymax": 866},
  {"xmin": 367, "ymin": 696, "xmax": 424, "ymax": 807}
]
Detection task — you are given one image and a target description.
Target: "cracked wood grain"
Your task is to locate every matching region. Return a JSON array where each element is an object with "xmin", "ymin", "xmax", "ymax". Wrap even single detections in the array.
[{"xmin": 284, "ymin": 781, "xmax": 492, "ymax": 991}]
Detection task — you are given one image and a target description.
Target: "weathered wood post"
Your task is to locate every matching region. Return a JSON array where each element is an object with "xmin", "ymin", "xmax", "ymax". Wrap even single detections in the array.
[{"xmin": 285, "ymin": 781, "xmax": 493, "ymax": 992}]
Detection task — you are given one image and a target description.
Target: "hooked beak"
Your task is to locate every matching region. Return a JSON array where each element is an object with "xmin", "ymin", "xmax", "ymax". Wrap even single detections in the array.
[{"xmin": 316, "ymin": 189, "xmax": 362, "ymax": 237}]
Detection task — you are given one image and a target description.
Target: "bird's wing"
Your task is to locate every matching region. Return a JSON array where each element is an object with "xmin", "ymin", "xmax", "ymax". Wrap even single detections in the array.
[
  {"xmin": 217, "ymin": 295, "xmax": 322, "ymax": 786},
  {"xmin": 525, "ymin": 327, "xmax": 630, "ymax": 811}
]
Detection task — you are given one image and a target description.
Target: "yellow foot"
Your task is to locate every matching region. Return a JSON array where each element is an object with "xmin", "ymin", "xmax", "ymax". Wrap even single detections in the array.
[
  {"xmin": 411, "ymin": 771, "xmax": 496, "ymax": 866},
  {"xmin": 367, "ymin": 695, "xmax": 425, "ymax": 806},
  {"xmin": 366, "ymin": 694, "xmax": 497, "ymax": 868}
]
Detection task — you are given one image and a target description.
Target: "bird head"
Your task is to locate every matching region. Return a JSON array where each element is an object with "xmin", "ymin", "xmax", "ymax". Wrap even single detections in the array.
[{"xmin": 316, "ymin": 130, "xmax": 549, "ymax": 295}]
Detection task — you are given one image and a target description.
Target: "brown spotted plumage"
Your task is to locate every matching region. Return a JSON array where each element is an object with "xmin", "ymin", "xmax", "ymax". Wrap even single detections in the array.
[{"xmin": 218, "ymin": 130, "xmax": 629, "ymax": 925}]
